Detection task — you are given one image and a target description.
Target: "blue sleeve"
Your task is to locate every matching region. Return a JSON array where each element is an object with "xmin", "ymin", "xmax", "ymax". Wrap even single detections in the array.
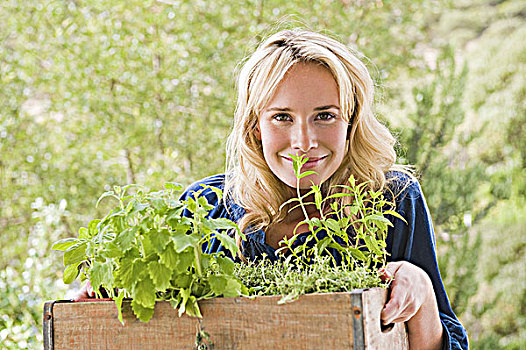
[{"xmin": 386, "ymin": 175, "xmax": 469, "ymax": 350}]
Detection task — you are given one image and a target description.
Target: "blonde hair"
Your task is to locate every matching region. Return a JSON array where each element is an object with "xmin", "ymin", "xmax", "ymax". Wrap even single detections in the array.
[{"xmin": 225, "ymin": 29, "xmax": 403, "ymax": 249}]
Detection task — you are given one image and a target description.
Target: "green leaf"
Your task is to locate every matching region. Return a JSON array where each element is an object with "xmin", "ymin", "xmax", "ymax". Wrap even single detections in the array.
[
  {"xmin": 175, "ymin": 249, "xmax": 194, "ymax": 271},
  {"xmin": 184, "ymin": 197, "xmax": 197, "ymax": 214},
  {"xmin": 324, "ymin": 218, "xmax": 341, "ymax": 233},
  {"xmin": 96, "ymin": 191, "xmax": 119, "ymax": 207},
  {"xmin": 172, "ymin": 272, "xmax": 192, "ymax": 289},
  {"xmin": 214, "ymin": 232, "xmax": 238, "ymax": 257},
  {"xmin": 147, "ymin": 229, "xmax": 171, "ymax": 254},
  {"xmin": 290, "ymin": 153, "xmax": 308, "ymax": 177},
  {"xmin": 114, "ymin": 227, "xmax": 137, "ymax": 251},
  {"xmin": 171, "ymin": 218, "xmax": 193, "ymax": 233},
  {"xmin": 116, "ymin": 253, "xmax": 145, "ymax": 290},
  {"xmin": 131, "ymin": 299, "xmax": 154, "ymax": 322},
  {"xmin": 367, "ymin": 214, "xmax": 392, "ymax": 226},
  {"xmin": 348, "ymin": 205, "xmax": 359, "ymax": 215},
  {"xmin": 159, "ymin": 242, "xmax": 178, "ymax": 269},
  {"xmin": 184, "ymin": 296, "xmax": 202, "ymax": 318},
  {"xmin": 316, "ymin": 237, "xmax": 332, "ymax": 254},
  {"xmin": 148, "ymin": 260, "xmax": 172, "ymax": 291},
  {"xmin": 63, "ymin": 261, "xmax": 82, "ymax": 284},
  {"xmin": 364, "ymin": 235, "xmax": 382, "ymax": 255},
  {"xmin": 172, "ymin": 233, "xmax": 199, "ymax": 253},
  {"xmin": 165, "ymin": 207, "xmax": 185, "ymax": 228},
  {"xmin": 127, "ymin": 201, "xmax": 149, "ymax": 217},
  {"xmin": 298, "ymin": 170, "xmax": 317, "ymax": 179},
  {"xmin": 314, "ymin": 188, "xmax": 322, "ymax": 210},
  {"xmin": 63, "ymin": 242, "xmax": 87, "ymax": 266},
  {"xmin": 164, "ymin": 182, "xmax": 183, "ymax": 191},
  {"xmin": 200, "ymin": 254, "xmax": 211, "ymax": 271},
  {"xmin": 383, "ymin": 210, "xmax": 407, "ymax": 224},
  {"xmin": 223, "ymin": 277, "xmax": 243, "ymax": 298},
  {"xmin": 208, "ymin": 275, "xmax": 227, "ymax": 295},
  {"xmin": 326, "ymin": 192, "xmax": 353, "ymax": 199},
  {"xmin": 132, "ymin": 274, "xmax": 156, "ymax": 308},
  {"xmin": 101, "ymin": 241, "xmax": 124, "ymax": 259},
  {"xmin": 206, "ymin": 218, "xmax": 238, "ymax": 231},
  {"xmin": 52, "ymin": 238, "xmax": 78, "ymax": 251},
  {"xmin": 292, "ymin": 160, "xmax": 300, "ymax": 177},
  {"xmin": 177, "ymin": 288, "xmax": 191, "ymax": 317},
  {"xmin": 141, "ymin": 235, "xmax": 157, "ymax": 258},
  {"xmin": 150, "ymin": 198, "xmax": 167, "ymax": 214},
  {"xmin": 197, "ymin": 196, "xmax": 214, "ymax": 211},
  {"xmin": 347, "ymin": 247, "xmax": 367, "ymax": 261},
  {"xmin": 78, "ymin": 227, "xmax": 89, "ymax": 239},
  {"xmin": 114, "ymin": 293, "xmax": 126, "ymax": 325},
  {"xmin": 139, "ymin": 217, "xmax": 154, "ymax": 232},
  {"xmin": 217, "ymin": 255, "xmax": 235, "ymax": 275},
  {"xmin": 90, "ymin": 260, "xmax": 114, "ymax": 291},
  {"xmin": 88, "ymin": 219, "xmax": 101, "ymax": 236}
]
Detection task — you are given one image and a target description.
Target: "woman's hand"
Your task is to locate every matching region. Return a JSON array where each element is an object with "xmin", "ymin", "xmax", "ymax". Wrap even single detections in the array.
[
  {"xmin": 71, "ymin": 281, "xmax": 95, "ymax": 301},
  {"xmin": 380, "ymin": 261, "xmax": 444, "ymax": 350}
]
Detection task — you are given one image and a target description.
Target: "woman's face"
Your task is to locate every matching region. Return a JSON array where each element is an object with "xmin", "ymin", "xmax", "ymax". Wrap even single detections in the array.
[{"xmin": 256, "ymin": 62, "xmax": 348, "ymax": 189}]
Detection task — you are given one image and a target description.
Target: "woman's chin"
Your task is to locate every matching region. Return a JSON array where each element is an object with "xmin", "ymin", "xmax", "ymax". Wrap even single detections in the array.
[
  {"xmin": 277, "ymin": 173, "xmax": 325, "ymax": 190},
  {"xmin": 298, "ymin": 176, "xmax": 323, "ymax": 189}
]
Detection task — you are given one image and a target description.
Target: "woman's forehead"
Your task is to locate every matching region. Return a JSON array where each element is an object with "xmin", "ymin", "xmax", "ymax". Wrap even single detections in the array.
[{"xmin": 262, "ymin": 62, "xmax": 340, "ymax": 111}]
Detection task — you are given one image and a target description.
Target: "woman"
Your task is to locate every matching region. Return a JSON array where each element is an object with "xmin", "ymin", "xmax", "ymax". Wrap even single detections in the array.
[{"xmin": 79, "ymin": 29, "xmax": 468, "ymax": 349}]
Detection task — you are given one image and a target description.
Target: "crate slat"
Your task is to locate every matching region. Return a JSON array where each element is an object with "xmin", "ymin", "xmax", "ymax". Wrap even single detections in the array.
[{"xmin": 43, "ymin": 288, "xmax": 408, "ymax": 350}]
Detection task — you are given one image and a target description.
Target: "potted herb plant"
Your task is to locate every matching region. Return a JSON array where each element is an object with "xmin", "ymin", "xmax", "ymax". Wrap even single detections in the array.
[{"xmin": 44, "ymin": 155, "xmax": 408, "ymax": 349}]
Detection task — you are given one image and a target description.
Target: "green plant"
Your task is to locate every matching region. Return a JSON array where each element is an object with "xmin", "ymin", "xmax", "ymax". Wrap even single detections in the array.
[
  {"xmin": 237, "ymin": 154, "xmax": 403, "ymax": 300},
  {"xmin": 52, "ymin": 183, "xmax": 247, "ymax": 322},
  {"xmin": 52, "ymin": 153, "xmax": 404, "ymax": 324},
  {"xmin": 236, "ymin": 254, "xmax": 386, "ymax": 303},
  {"xmin": 283, "ymin": 154, "xmax": 404, "ymax": 266}
]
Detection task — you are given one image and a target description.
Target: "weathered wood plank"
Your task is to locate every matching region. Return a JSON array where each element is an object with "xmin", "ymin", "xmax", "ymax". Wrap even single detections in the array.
[
  {"xmin": 361, "ymin": 288, "xmax": 408, "ymax": 349},
  {"xmin": 45, "ymin": 288, "xmax": 408, "ymax": 350}
]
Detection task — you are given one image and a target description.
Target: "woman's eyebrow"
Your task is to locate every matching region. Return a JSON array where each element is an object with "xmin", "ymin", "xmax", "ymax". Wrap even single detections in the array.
[
  {"xmin": 265, "ymin": 107, "xmax": 292, "ymax": 112},
  {"xmin": 264, "ymin": 105, "xmax": 340, "ymax": 112},
  {"xmin": 314, "ymin": 105, "xmax": 340, "ymax": 111}
]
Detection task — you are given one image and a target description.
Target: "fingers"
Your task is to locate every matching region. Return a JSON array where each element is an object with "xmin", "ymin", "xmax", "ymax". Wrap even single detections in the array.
[
  {"xmin": 381, "ymin": 278, "xmax": 411, "ymax": 324},
  {"xmin": 379, "ymin": 261, "xmax": 402, "ymax": 282},
  {"xmin": 382, "ymin": 287, "xmax": 418, "ymax": 324},
  {"xmin": 380, "ymin": 261, "xmax": 432, "ymax": 325},
  {"xmin": 72, "ymin": 281, "xmax": 95, "ymax": 302}
]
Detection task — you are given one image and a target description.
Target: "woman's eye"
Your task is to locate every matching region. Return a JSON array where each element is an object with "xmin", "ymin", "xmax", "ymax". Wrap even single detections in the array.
[
  {"xmin": 316, "ymin": 112, "xmax": 336, "ymax": 121},
  {"xmin": 272, "ymin": 113, "xmax": 292, "ymax": 122}
]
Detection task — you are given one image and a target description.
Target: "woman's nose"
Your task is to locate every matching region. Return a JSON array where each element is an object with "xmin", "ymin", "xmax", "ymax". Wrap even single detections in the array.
[{"xmin": 291, "ymin": 122, "xmax": 318, "ymax": 152}]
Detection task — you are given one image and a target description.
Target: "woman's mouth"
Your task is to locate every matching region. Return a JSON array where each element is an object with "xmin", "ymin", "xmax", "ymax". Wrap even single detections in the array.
[{"xmin": 282, "ymin": 155, "xmax": 327, "ymax": 169}]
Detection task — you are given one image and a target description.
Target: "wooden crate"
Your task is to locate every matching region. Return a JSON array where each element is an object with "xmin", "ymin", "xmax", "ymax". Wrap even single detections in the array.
[{"xmin": 43, "ymin": 287, "xmax": 408, "ymax": 350}]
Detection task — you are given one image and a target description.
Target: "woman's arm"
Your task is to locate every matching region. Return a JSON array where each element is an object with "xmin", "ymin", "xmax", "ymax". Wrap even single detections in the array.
[
  {"xmin": 381, "ymin": 261, "xmax": 444, "ymax": 350},
  {"xmin": 385, "ymin": 172, "xmax": 469, "ymax": 349}
]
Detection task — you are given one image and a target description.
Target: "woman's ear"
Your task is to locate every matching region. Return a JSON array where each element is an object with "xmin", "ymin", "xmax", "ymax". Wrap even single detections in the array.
[{"xmin": 254, "ymin": 124, "xmax": 262, "ymax": 140}]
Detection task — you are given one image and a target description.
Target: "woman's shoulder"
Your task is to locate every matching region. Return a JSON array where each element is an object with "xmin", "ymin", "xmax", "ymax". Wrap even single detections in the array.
[
  {"xmin": 384, "ymin": 170, "xmax": 423, "ymax": 203},
  {"xmin": 184, "ymin": 174, "xmax": 226, "ymax": 191}
]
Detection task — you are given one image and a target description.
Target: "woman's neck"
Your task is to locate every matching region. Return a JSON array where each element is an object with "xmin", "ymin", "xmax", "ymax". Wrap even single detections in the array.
[{"xmin": 281, "ymin": 200, "xmax": 318, "ymax": 223}]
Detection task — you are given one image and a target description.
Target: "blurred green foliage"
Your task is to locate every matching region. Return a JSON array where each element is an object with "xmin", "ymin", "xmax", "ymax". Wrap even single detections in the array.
[{"xmin": 0, "ymin": 0, "xmax": 524, "ymax": 348}]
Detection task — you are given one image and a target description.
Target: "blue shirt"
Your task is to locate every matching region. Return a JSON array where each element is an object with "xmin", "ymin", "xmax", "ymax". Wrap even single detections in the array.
[{"xmin": 180, "ymin": 172, "xmax": 469, "ymax": 349}]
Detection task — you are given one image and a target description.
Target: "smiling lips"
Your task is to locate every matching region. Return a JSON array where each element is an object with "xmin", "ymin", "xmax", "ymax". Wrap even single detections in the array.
[{"xmin": 282, "ymin": 155, "xmax": 328, "ymax": 169}]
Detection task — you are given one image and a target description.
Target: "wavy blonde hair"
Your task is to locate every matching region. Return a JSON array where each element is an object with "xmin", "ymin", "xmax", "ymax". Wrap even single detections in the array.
[{"xmin": 224, "ymin": 29, "xmax": 403, "ymax": 249}]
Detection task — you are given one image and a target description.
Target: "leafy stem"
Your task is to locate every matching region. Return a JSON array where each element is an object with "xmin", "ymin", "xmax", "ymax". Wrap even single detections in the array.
[{"xmin": 291, "ymin": 153, "xmax": 312, "ymax": 222}]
